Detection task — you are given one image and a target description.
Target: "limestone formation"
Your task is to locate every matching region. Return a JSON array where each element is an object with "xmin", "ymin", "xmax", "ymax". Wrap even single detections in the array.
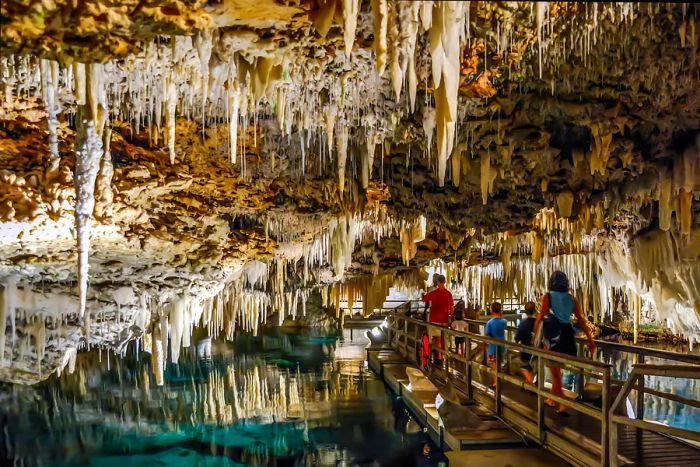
[{"xmin": 0, "ymin": 1, "xmax": 698, "ymax": 383}]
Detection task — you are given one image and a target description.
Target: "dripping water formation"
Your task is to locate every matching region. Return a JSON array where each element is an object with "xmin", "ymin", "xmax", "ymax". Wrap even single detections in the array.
[{"xmin": 0, "ymin": 1, "xmax": 699, "ymax": 466}]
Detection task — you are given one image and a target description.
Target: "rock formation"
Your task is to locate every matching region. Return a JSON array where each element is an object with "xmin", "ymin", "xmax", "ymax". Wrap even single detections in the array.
[{"xmin": 0, "ymin": 1, "xmax": 698, "ymax": 383}]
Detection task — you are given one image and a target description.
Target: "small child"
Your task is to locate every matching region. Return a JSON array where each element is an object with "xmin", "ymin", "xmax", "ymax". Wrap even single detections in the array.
[
  {"xmin": 515, "ymin": 301, "xmax": 537, "ymax": 385},
  {"xmin": 485, "ymin": 301, "xmax": 507, "ymax": 387},
  {"xmin": 450, "ymin": 301, "xmax": 468, "ymax": 356}
]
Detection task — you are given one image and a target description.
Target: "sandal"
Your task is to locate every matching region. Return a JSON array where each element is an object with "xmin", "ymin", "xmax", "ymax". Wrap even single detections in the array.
[
  {"xmin": 556, "ymin": 410, "xmax": 570, "ymax": 417},
  {"xmin": 544, "ymin": 399, "xmax": 556, "ymax": 407}
]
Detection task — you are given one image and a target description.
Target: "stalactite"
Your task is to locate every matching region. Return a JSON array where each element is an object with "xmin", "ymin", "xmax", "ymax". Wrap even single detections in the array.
[
  {"xmin": 480, "ymin": 151, "xmax": 491, "ymax": 205},
  {"xmin": 0, "ymin": 277, "xmax": 18, "ymax": 364},
  {"xmin": 335, "ymin": 125, "xmax": 348, "ymax": 195},
  {"xmin": 94, "ymin": 128, "xmax": 113, "ymax": 219},
  {"xmin": 430, "ymin": 1, "xmax": 463, "ymax": 186},
  {"xmin": 164, "ymin": 75, "xmax": 177, "ymax": 165},
  {"xmin": 342, "ymin": 0, "xmax": 360, "ymax": 59},
  {"xmin": 556, "ymin": 191, "xmax": 575, "ymax": 218},
  {"xmin": 228, "ymin": 85, "xmax": 240, "ymax": 164},
  {"xmin": 74, "ymin": 64, "xmax": 105, "ymax": 326},
  {"xmin": 371, "ymin": 0, "xmax": 389, "ymax": 76},
  {"xmin": 39, "ymin": 59, "xmax": 60, "ymax": 170}
]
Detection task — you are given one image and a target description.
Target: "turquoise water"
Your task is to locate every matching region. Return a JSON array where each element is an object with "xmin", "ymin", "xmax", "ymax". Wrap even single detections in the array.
[
  {"xmin": 597, "ymin": 346, "xmax": 700, "ymax": 432},
  {"xmin": 0, "ymin": 328, "xmax": 445, "ymax": 466}
]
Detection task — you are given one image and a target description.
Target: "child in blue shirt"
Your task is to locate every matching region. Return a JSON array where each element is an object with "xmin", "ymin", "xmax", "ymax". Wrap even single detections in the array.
[{"xmin": 485, "ymin": 302, "xmax": 507, "ymax": 387}]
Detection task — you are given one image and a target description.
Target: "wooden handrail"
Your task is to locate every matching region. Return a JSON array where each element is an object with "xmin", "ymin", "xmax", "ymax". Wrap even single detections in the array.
[
  {"xmin": 392, "ymin": 312, "xmax": 611, "ymax": 372},
  {"xmin": 608, "ymin": 363, "xmax": 700, "ymax": 467},
  {"xmin": 402, "ymin": 299, "xmax": 700, "ymax": 365},
  {"xmin": 385, "ymin": 303, "xmax": 699, "ymax": 467},
  {"xmin": 386, "ymin": 309, "xmax": 614, "ymax": 466}
]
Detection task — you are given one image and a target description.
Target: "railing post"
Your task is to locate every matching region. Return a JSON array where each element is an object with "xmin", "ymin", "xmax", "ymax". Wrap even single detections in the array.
[
  {"xmin": 635, "ymin": 355, "xmax": 645, "ymax": 420},
  {"xmin": 537, "ymin": 355, "xmax": 546, "ymax": 444},
  {"xmin": 495, "ymin": 347, "xmax": 503, "ymax": 416},
  {"xmin": 609, "ymin": 416, "xmax": 618, "ymax": 467},
  {"xmin": 404, "ymin": 317, "xmax": 408, "ymax": 359},
  {"xmin": 386, "ymin": 315, "xmax": 392, "ymax": 347},
  {"xmin": 601, "ymin": 368, "xmax": 611, "ymax": 466},
  {"xmin": 444, "ymin": 328, "xmax": 450, "ymax": 375},
  {"xmin": 466, "ymin": 336, "xmax": 473, "ymax": 400}
]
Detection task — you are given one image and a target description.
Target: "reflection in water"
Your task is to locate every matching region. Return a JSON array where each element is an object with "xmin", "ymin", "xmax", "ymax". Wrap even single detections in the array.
[
  {"xmin": 597, "ymin": 346, "xmax": 700, "ymax": 431},
  {"xmin": 1, "ymin": 327, "xmax": 443, "ymax": 466}
]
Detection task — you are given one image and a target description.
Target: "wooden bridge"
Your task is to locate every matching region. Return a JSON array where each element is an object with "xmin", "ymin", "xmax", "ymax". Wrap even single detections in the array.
[{"xmin": 368, "ymin": 301, "xmax": 700, "ymax": 466}]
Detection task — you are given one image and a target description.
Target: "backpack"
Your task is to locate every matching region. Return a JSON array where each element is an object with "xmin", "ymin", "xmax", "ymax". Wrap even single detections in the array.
[{"xmin": 542, "ymin": 293, "xmax": 562, "ymax": 347}]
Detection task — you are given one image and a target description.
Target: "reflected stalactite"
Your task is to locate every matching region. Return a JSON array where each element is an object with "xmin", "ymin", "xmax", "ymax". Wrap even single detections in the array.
[{"xmin": 0, "ymin": 327, "xmax": 416, "ymax": 465}]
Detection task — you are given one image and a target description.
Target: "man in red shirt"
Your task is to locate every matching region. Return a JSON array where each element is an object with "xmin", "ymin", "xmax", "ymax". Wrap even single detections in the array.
[{"xmin": 421, "ymin": 274, "xmax": 454, "ymax": 365}]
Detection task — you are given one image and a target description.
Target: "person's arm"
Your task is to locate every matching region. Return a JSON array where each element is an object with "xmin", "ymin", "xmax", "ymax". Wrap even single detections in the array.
[
  {"xmin": 573, "ymin": 298, "xmax": 596, "ymax": 353},
  {"xmin": 421, "ymin": 289, "xmax": 435, "ymax": 302},
  {"xmin": 534, "ymin": 294, "xmax": 549, "ymax": 333},
  {"xmin": 515, "ymin": 323, "xmax": 525, "ymax": 343},
  {"xmin": 485, "ymin": 319, "xmax": 493, "ymax": 337}
]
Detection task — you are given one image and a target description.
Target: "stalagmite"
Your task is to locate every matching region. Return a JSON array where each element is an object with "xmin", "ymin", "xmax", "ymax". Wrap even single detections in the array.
[{"xmin": 371, "ymin": 0, "xmax": 389, "ymax": 76}]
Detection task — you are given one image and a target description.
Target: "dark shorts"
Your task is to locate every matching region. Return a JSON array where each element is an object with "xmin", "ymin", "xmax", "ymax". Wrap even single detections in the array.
[
  {"xmin": 455, "ymin": 336, "xmax": 465, "ymax": 345},
  {"xmin": 550, "ymin": 324, "xmax": 577, "ymax": 357}
]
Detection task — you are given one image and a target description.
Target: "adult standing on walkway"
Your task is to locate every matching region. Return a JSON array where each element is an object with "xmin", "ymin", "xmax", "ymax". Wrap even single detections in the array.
[
  {"xmin": 535, "ymin": 271, "xmax": 596, "ymax": 415},
  {"xmin": 421, "ymin": 274, "xmax": 454, "ymax": 367}
]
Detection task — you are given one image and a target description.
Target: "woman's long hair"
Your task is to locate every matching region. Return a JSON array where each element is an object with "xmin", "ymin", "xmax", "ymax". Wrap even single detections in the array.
[{"xmin": 548, "ymin": 271, "xmax": 570, "ymax": 292}]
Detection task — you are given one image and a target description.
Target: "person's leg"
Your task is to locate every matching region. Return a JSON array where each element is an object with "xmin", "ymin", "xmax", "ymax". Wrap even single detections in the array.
[
  {"xmin": 544, "ymin": 366, "xmax": 559, "ymax": 406},
  {"xmin": 488, "ymin": 355, "xmax": 497, "ymax": 387},
  {"xmin": 427, "ymin": 327, "xmax": 441, "ymax": 365},
  {"xmin": 544, "ymin": 366, "xmax": 568, "ymax": 412}
]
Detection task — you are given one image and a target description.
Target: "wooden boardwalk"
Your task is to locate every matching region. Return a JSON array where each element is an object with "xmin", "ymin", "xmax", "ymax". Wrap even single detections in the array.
[{"xmin": 375, "ymin": 305, "xmax": 700, "ymax": 466}]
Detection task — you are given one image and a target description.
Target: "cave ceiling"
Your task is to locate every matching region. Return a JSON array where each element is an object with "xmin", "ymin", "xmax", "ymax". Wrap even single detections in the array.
[{"xmin": 0, "ymin": 1, "xmax": 699, "ymax": 382}]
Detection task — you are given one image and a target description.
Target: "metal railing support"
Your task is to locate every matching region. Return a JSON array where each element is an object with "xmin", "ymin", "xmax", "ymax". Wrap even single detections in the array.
[
  {"xmin": 537, "ymin": 354, "xmax": 546, "ymax": 444},
  {"xmin": 466, "ymin": 336, "xmax": 473, "ymax": 400},
  {"xmin": 382, "ymin": 302, "xmax": 700, "ymax": 467},
  {"xmin": 601, "ymin": 368, "xmax": 611, "ymax": 466},
  {"xmin": 495, "ymin": 348, "xmax": 503, "ymax": 416},
  {"xmin": 635, "ymin": 354, "xmax": 645, "ymax": 420}
]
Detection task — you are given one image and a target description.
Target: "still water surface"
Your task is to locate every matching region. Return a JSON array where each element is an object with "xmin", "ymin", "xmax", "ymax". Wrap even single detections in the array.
[{"xmin": 0, "ymin": 327, "xmax": 446, "ymax": 466}]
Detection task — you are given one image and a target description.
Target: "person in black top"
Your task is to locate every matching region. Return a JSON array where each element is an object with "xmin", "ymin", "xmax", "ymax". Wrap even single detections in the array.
[{"xmin": 515, "ymin": 301, "xmax": 537, "ymax": 385}]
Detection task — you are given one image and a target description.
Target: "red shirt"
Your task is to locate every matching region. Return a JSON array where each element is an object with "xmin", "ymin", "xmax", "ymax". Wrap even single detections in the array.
[{"xmin": 421, "ymin": 285, "xmax": 454, "ymax": 324}]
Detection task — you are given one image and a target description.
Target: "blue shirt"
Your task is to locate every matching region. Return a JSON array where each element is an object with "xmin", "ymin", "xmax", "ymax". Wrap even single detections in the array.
[
  {"xmin": 485, "ymin": 317, "xmax": 507, "ymax": 357},
  {"xmin": 547, "ymin": 291, "xmax": 575, "ymax": 324}
]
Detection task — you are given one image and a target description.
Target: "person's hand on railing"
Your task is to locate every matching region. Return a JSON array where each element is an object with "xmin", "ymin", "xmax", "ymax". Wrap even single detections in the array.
[{"xmin": 587, "ymin": 339, "xmax": 596, "ymax": 356}]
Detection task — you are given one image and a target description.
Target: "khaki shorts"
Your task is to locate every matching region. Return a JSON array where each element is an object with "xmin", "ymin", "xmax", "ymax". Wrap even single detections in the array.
[{"xmin": 427, "ymin": 327, "xmax": 442, "ymax": 340}]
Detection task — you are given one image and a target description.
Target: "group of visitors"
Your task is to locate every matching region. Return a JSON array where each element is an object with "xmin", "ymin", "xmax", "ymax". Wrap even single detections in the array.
[{"xmin": 419, "ymin": 270, "xmax": 596, "ymax": 416}]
